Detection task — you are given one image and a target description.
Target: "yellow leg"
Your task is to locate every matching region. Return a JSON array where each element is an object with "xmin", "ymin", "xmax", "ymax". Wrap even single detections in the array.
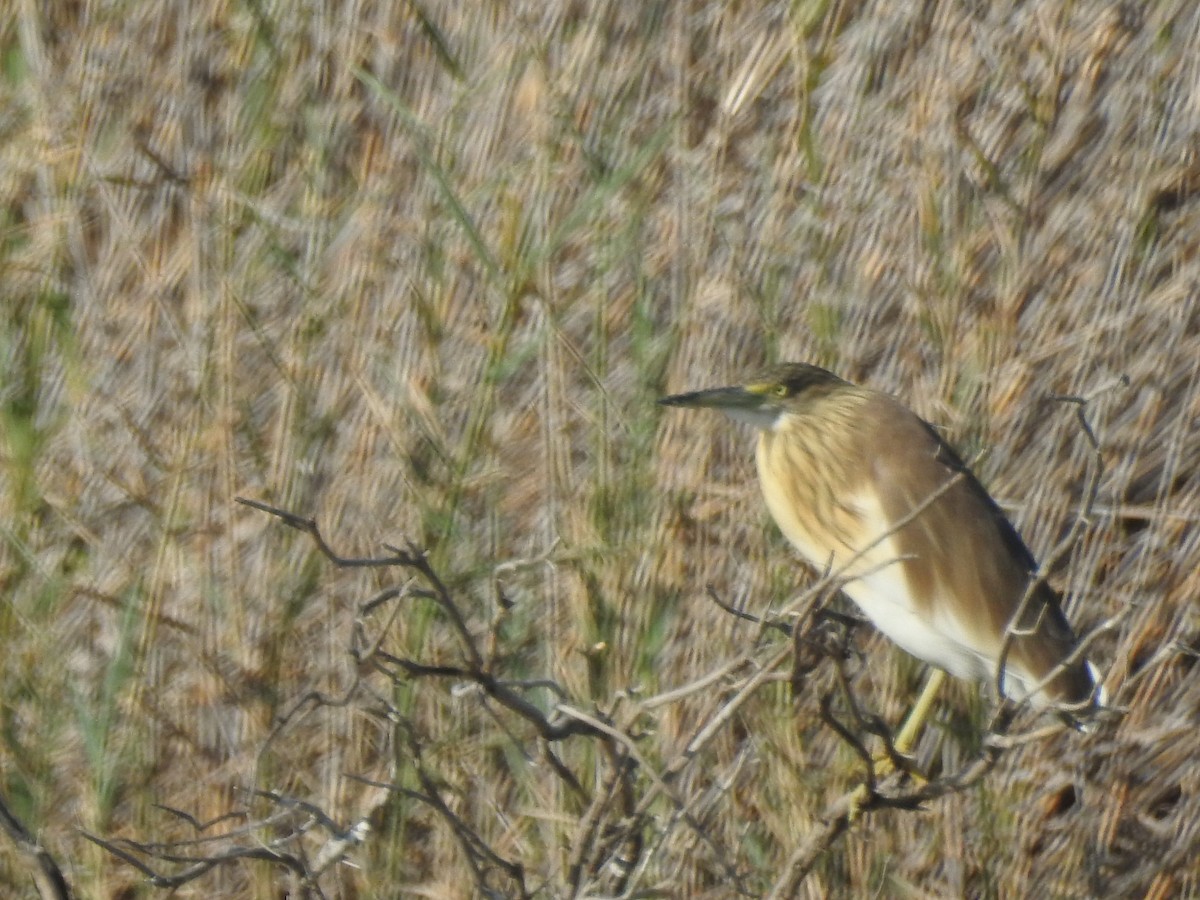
[
  {"xmin": 892, "ymin": 668, "xmax": 946, "ymax": 758},
  {"xmin": 849, "ymin": 668, "xmax": 946, "ymax": 821}
]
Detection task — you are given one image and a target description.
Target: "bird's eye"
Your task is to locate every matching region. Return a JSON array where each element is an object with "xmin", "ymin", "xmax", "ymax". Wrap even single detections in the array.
[{"xmin": 773, "ymin": 384, "xmax": 789, "ymax": 397}]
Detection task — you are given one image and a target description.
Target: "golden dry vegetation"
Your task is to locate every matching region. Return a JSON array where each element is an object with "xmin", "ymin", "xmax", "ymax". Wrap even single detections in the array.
[{"xmin": 1, "ymin": 1, "xmax": 1198, "ymax": 897}]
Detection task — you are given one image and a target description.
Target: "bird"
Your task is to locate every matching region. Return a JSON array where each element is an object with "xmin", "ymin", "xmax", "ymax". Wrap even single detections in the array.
[{"xmin": 659, "ymin": 362, "xmax": 1104, "ymax": 751}]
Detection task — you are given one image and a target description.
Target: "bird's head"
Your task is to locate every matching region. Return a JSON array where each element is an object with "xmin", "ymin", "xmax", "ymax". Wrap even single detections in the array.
[{"xmin": 658, "ymin": 363, "xmax": 848, "ymax": 430}]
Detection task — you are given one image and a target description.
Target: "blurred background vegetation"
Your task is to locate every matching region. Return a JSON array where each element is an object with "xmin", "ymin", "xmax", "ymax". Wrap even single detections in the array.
[{"xmin": 0, "ymin": 0, "xmax": 1197, "ymax": 897}]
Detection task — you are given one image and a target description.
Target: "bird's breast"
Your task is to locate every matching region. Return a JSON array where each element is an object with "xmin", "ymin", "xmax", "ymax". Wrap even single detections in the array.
[
  {"xmin": 756, "ymin": 434, "xmax": 993, "ymax": 678},
  {"xmin": 754, "ymin": 423, "xmax": 870, "ymax": 573}
]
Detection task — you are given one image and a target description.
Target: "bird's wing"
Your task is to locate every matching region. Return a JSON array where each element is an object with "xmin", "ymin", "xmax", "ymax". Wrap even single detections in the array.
[{"xmin": 864, "ymin": 393, "xmax": 1094, "ymax": 705}]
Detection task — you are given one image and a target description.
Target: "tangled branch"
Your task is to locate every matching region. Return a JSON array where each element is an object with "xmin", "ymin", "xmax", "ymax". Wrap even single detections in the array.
[{"xmin": 89, "ymin": 378, "xmax": 1123, "ymax": 900}]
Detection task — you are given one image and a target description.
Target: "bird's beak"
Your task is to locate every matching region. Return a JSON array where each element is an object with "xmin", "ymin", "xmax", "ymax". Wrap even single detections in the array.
[
  {"xmin": 658, "ymin": 385, "xmax": 778, "ymax": 429},
  {"xmin": 658, "ymin": 385, "xmax": 762, "ymax": 411}
]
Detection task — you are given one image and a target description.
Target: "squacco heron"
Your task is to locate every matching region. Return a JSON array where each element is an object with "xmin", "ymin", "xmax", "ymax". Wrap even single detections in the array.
[{"xmin": 660, "ymin": 363, "xmax": 1103, "ymax": 753}]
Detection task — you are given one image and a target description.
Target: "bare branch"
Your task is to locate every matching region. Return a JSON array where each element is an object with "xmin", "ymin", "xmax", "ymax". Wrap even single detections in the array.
[
  {"xmin": 995, "ymin": 379, "xmax": 1124, "ymax": 712},
  {"xmin": 0, "ymin": 792, "xmax": 72, "ymax": 900}
]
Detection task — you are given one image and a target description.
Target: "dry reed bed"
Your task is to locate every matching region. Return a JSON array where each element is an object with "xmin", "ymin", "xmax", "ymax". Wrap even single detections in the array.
[{"xmin": 0, "ymin": 1, "xmax": 1197, "ymax": 896}]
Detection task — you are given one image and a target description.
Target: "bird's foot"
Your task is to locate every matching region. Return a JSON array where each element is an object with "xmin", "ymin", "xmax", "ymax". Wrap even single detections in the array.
[
  {"xmin": 847, "ymin": 750, "xmax": 928, "ymax": 825},
  {"xmin": 847, "ymin": 782, "xmax": 874, "ymax": 824},
  {"xmin": 871, "ymin": 747, "xmax": 927, "ymax": 784}
]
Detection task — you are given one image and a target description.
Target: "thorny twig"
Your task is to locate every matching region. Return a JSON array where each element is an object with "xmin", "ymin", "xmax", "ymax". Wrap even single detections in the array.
[{"xmin": 85, "ymin": 499, "xmax": 623, "ymax": 897}]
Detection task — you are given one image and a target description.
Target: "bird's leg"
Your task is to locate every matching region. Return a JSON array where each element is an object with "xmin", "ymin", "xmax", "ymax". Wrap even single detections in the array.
[
  {"xmin": 892, "ymin": 668, "xmax": 945, "ymax": 759},
  {"xmin": 869, "ymin": 668, "xmax": 945, "ymax": 785},
  {"xmin": 848, "ymin": 668, "xmax": 946, "ymax": 822}
]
